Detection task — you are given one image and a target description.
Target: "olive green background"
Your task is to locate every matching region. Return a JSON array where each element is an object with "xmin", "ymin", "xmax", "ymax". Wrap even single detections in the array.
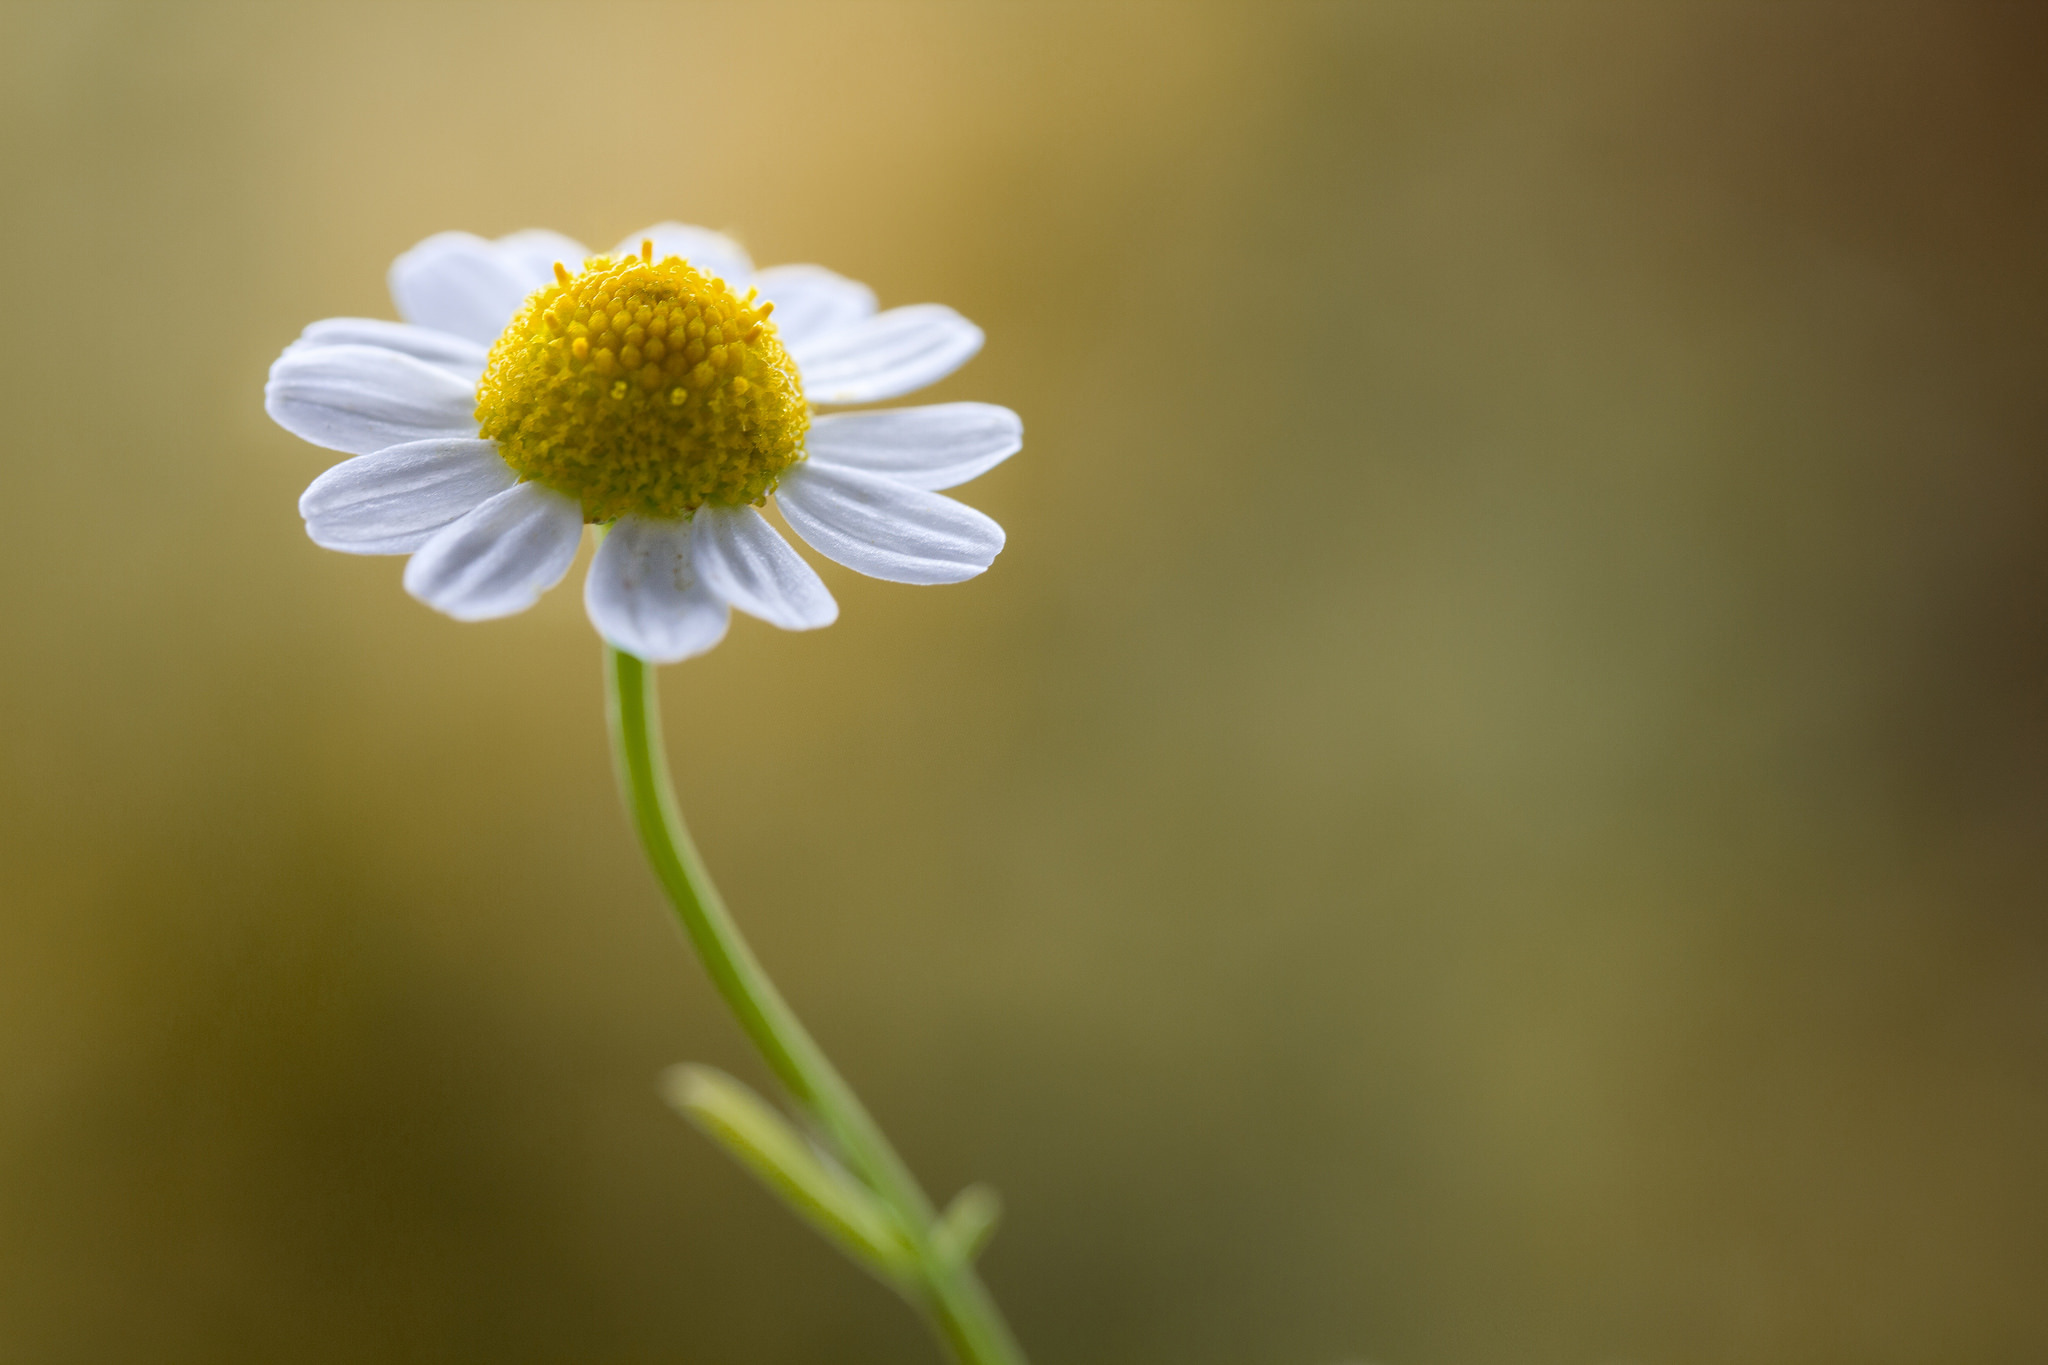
[{"xmin": 1, "ymin": 3, "xmax": 2044, "ymax": 1362}]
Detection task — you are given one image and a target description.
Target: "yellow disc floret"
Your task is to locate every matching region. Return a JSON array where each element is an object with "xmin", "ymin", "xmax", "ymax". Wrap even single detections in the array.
[{"xmin": 474, "ymin": 242, "xmax": 806, "ymax": 522}]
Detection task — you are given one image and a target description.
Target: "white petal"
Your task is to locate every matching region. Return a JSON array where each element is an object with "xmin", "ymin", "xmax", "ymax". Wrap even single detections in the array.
[
  {"xmin": 388, "ymin": 231, "xmax": 538, "ymax": 346},
  {"xmin": 493, "ymin": 228, "xmax": 590, "ymax": 286},
  {"xmin": 806, "ymin": 403, "xmax": 1022, "ymax": 491},
  {"xmin": 613, "ymin": 223, "xmax": 753, "ymax": 287},
  {"xmin": 750, "ymin": 264, "xmax": 878, "ymax": 351},
  {"xmin": 776, "ymin": 463, "xmax": 1004, "ymax": 585},
  {"xmin": 265, "ymin": 344, "xmax": 476, "ymax": 454},
  {"xmin": 584, "ymin": 515, "xmax": 731, "ymax": 664},
  {"xmin": 788, "ymin": 304, "xmax": 985, "ymax": 405},
  {"xmin": 690, "ymin": 505, "xmax": 838, "ymax": 630},
  {"xmin": 402, "ymin": 482, "xmax": 583, "ymax": 622},
  {"xmin": 288, "ymin": 317, "xmax": 489, "ymax": 382},
  {"xmin": 299, "ymin": 439, "xmax": 516, "ymax": 555}
]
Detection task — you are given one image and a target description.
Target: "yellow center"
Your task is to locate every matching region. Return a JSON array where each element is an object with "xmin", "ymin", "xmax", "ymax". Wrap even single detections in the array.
[{"xmin": 474, "ymin": 244, "xmax": 807, "ymax": 522}]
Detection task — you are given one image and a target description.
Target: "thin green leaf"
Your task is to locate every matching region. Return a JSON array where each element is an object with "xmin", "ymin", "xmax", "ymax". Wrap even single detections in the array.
[
  {"xmin": 661, "ymin": 1064, "xmax": 915, "ymax": 1285},
  {"xmin": 934, "ymin": 1183, "xmax": 1003, "ymax": 1264}
]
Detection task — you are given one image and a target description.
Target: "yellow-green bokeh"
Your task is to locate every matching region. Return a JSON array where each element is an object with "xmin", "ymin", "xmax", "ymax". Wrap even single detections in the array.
[{"xmin": 1, "ymin": 3, "xmax": 2044, "ymax": 1361}]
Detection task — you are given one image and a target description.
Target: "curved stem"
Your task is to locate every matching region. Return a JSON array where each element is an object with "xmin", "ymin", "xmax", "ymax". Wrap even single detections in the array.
[{"xmin": 604, "ymin": 647, "xmax": 1028, "ymax": 1365}]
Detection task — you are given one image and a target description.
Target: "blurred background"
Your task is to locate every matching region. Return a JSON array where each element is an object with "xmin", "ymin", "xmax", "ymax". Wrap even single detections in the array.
[{"xmin": 1, "ymin": 2, "xmax": 2045, "ymax": 1361}]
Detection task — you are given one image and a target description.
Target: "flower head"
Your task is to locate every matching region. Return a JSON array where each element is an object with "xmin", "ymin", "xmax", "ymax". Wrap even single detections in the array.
[
  {"xmin": 481, "ymin": 247, "xmax": 808, "ymax": 521},
  {"xmin": 265, "ymin": 224, "xmax": 1020, "ymax": 662}
]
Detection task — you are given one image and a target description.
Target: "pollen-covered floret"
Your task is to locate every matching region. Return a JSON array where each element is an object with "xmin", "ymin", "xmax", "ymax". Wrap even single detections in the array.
[{"xmin": 475, "ymin": 243, "xmax": 806, "ymax": 522}]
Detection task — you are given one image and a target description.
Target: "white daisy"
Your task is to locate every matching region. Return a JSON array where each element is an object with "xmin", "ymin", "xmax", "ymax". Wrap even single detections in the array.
[{"xmin": 265, "ymin": 223, "xmax": 1021, "ymax": 662}]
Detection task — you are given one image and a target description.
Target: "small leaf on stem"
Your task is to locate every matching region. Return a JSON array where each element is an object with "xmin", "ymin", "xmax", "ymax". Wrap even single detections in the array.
[
  {"xmin": 934, "ymin": 1183, "xmax": 1003, "ymax": 1264},
  {"xmin": 661, "ymin": 1063, "xmax": 916, "ymax": 1285}
]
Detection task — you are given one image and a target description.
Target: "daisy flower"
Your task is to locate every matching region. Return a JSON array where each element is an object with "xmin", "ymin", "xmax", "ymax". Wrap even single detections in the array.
[{"xmin": 265, "ymin": 223, "xmax": 1020, "ymax": 662}]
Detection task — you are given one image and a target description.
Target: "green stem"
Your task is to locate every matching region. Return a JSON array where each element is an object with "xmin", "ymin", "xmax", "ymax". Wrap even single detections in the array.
[{"xmin": 604, "ymin": 646, "xmax": 1029, "ymax": 1365}]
